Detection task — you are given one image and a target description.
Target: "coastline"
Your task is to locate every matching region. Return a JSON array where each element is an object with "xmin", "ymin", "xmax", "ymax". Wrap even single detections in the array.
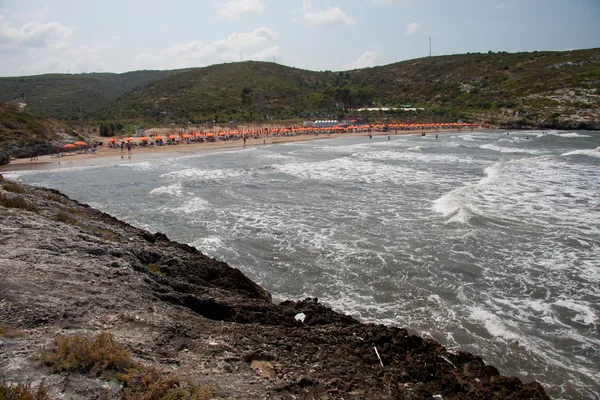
[
  {"xmin": 0, "ymin": 127, "xmax": 476, "ymax": 173},
  {"xmin": 0, "ymin": 181, "xmax": 550, "ymax": 399}
]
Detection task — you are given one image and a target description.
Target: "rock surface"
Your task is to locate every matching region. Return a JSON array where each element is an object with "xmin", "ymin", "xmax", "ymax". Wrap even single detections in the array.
[{"xmin": 0, "ymin": 181, "xmax": 550, "ymax": 399}]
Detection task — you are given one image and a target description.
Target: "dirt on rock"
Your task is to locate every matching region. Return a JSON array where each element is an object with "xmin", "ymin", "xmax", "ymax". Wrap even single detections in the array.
[{"xmin": 0, "ymin": 181, "xmax": 550, "ymax": 399}]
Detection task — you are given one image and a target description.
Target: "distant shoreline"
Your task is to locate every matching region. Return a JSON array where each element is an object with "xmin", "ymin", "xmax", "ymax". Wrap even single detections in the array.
[{"xmin": 0, "ymin": 127, "xmax": 480, "ymax": 173}]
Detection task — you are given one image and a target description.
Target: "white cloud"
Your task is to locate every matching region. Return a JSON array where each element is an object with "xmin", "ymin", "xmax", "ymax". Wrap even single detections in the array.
[
  {"xmin": 0, "ymin": 13, "xmax": 72, "ymax": 52},
  {"xmin": 297, "ymin": 0, "xmax": 356, "ymax": 26},
  {"xmin": 342, "ymin": 50, "xmax": 379, "ymax": 70},
  {"xmin": 217, "ymin": 0, "xmax": 264, "ymax": 21},
  {"xmin": 0, "ymin": 12, "xmax": 110, "ymax": 75},
  {"xmin": 135, "ymin": 27, "xmax": 281, "ymax": 69},
  {"xmin": 405, "ymin": 22, "xmax": 420, "ymax": 36}
]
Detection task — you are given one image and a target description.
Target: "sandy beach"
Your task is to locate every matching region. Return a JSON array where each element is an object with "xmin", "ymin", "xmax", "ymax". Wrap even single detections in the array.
[{"xmin": 0, "ymin": 127, "xmax": 470, "ymax": 173}]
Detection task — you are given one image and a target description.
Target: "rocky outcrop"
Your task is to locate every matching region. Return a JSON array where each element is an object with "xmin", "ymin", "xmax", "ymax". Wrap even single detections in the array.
[{"xmin": 0, "ymin": 181, "xmax": 550, "ymax": 399}]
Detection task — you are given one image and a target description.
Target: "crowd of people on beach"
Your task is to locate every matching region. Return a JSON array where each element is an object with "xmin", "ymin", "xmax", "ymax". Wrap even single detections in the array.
[{"xmin": 102, "ymin": 122, "xmax": 479, "ymax": 148}]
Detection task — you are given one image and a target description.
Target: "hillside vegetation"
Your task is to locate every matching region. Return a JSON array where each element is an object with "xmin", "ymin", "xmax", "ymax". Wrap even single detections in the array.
[
  {"xmin": 0, "ymin": 102, "xmax": 78, "ymax": 162},
  {"xmin": 0, "ymin": 49, "xmax": 599, "ymax": 128},
  {"xmin": 0, "ymin": 70, "xmax": 180, "ymax": 120}
]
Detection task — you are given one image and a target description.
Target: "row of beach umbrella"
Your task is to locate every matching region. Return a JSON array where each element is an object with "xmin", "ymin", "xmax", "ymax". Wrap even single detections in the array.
[{"xmin": 102, "ymin": 123, "xmax": 479, "ymax": 145}]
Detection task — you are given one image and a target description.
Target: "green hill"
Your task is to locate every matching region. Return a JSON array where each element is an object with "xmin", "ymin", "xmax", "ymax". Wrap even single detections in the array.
[
  {"xmin": 1, "ymin": 49, "xmax": 599, "ymax": 128},
  {"xmin": 96, "ymin": 48, "xmax": 600, "ymax": 128},
  {"xmin": 0, "ymin": 70, "xmax": 181, "ymax": 120}
]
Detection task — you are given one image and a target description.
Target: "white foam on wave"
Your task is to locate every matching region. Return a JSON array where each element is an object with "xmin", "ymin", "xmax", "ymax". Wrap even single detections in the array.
[
  {"xmin": 431, "ymin": 189, "xmax": 477, "ymax": 224},
  {"xmin": 480, "ymin": 143, "xmax": 541, "ymax": 155},
  {"xmin": 561, "ymin": 146, "xmax": 600, "ymax": 158},
  {"xmin": 274, "ymin": 156, "xmax": 435, "ymax": 186},
  {"xmin": 468, "ymin": 306, "xmax": 522, "ymax": 341},
  {"xmin": 172, "ymin": 197, "xmax": 211, "ymax": 213},
  {"xmin": 149, "ymin": 182, "xmax": 183, "ymax": 197},
  {"xmin": 553, "ymin": 299, "xmax": 598, "ymax": 326},
  {"xmin": 548, "ymin": 131, "xmax": 591, "ymax": 138},
  {"xmin": 161, "ymin": 167, "xmax": 247, "ymax": 181},
  {"xmin": 191, "ymin": 236, "xmax": 225, "ymax": 253}
]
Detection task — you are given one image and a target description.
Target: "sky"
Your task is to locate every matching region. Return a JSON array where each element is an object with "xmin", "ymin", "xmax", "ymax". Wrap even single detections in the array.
[{"xmin": 0, "ymin": 0, "xmax": 599, "ymax": 77}]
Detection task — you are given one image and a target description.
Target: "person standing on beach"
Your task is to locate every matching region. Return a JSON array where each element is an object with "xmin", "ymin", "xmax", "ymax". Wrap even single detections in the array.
[{"xmin": 127, "ymin": 143, "xmax": 132, "ymax": 154}]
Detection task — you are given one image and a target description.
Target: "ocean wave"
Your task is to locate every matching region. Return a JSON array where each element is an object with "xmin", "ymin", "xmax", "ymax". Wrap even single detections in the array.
[
  {"xmin": 161, "ymin": 167, "xmax": 247, "ymax": 180},
  {"xmin": 561, "ymin": 147, "xmax": 600, "ymax": 158},
  {"xmin": 149, "ymin": 182, "xmax": 183, "ymax": 197},
  {"xmin": 480, "ymin": 143, "xmax": 541, "ymax": 155},
  {"xmin": 547, "ymin": 131, "xmax": 591, "ymax": 138}
]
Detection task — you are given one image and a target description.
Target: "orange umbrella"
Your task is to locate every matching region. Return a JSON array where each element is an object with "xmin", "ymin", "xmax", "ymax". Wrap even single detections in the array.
[
  {"xmin": 138, "ymin": 137, "xmax": 149, "ymax": 141},
  {"xmin": 122, "ymin": 137, "xmax": 133, "ymax": 142},
  {"xmin": 206, "ymin": 133, "xmax": 216, "ymax": 137},
  {"xmin": 74, "ymin": 141, "xmax": 87, "ymax": 146},
  {"xmin": 64, "ymin": 144, "xmax": 76, "ymax": 149},
  {"xmin": 154, "ymin": 136, "xmax": 164, "ymax": 141},
  {"xmin": 108, "ymin": 138, "xmax": 117, "ymax": 143}
]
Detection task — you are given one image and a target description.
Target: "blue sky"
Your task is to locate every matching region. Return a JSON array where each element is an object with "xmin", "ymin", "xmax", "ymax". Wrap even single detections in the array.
[{"xmin": 0, "ymin": 0, "xmax": 599, "ymax": 77}]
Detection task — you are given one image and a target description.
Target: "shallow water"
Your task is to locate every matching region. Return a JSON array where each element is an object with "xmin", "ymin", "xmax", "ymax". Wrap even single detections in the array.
[{"xmin": 9, "ymin": 130, "xmax": 600, "ymax": 399}]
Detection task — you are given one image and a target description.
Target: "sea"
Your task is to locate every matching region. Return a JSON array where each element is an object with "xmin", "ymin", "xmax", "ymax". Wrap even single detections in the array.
[{"xmin": 6, "ymin": 130, "xmax": 600, "ymax": 399}]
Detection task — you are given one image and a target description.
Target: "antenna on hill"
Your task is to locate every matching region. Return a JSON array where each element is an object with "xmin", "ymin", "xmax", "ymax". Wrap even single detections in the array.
[{"xmin": 429, "ymin": 37, "xmax": 432, "ymax": 57}]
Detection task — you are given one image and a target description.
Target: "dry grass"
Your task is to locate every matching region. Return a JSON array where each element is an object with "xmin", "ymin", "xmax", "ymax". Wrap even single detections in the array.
[
  {"xmin": 54, "ymin": 210, "xmax": 78, "ymax": 225},
  {"xmin": 42, "ymin": 193, "xmax": 64, "ymax": 203},
  {"xmin": 42, "ymin": 332, "xmax": 133, "ymax": 377},
  {"xmin": 0, "ymin": 324, "xmax": 23, "ymax": 338},
  {"xmin": 0, "ymin": 192, "xmax": 37, "ymax": 212},
  {"xmin": 144, "ymin": 264, "xmax": 167, "ymax": 278},
  {"xmin": 118, "ymin": 365, "xmax": 213, "ymax": 400},
  {"xmin": 53, "ymin": 209, "xmax": 119, "ymax": 242},
  {"xmin": 0, "ymin": 382, "xmax": 51, "ymax": 400},
  {"xmin": 41, "ymin": 332, "xmax": 213, "ymax": 399},
  {"xmin": 1, "ymin": 180, "xmax": 28, "ymax": 194}
]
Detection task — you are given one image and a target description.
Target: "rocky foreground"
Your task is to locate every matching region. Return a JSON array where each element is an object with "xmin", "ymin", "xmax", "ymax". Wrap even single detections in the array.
[{"xmin": 0, "ymin": 180, "xmax": 549, "ymax": 399}]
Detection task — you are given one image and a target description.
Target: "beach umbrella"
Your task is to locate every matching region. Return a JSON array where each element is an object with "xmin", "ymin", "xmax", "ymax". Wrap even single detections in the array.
[
  {"xmin": 138, "ymin": 136, "xmax": 149, "ymax": 141},
  {"xmin": 108, "ymin": 138, "xmax": 117, "ymax": 143},
  {"xmin": 63, "ymin": 144, "xmax": 76, "ymax": 149},
  {"xmin": 154, "ymin": 136, "xmax": 164, "ymax": 141},
  {"xmin": 74, "ymin": 141, "xmax": 87, "ymax": 146},
  {"xmin": 122, "ymin": 137, "xmax": 134, "ymax": 142}
]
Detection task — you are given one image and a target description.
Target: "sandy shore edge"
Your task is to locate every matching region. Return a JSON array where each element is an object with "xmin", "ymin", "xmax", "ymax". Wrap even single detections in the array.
[{"xmin": 0, "ymin": 128, "xmax": 474, "ymax": 173}]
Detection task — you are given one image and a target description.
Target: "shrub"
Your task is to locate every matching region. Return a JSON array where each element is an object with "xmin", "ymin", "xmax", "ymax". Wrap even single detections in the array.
[
  {"xmin": 41, "ymin": 333, "xmax": 213, "ymax": 399},
  {"xmin": 0, "ymin": 382, "xmax": 50, "ymax": 400},
  {"xmin": 0, "ymin": 193, "xmax": 37, "ymax": 212},
  {"xmin": 118, "ymin": 365, "xmax": 213, "ymax": 400},
  {"xmin": 0, "ymin": 324, "xmax": 23, "ymax": 338},
  {"xmin": 1, "ymin": 181, "xmax": 28, "ymax": 194},
  {"xmin": 54, "ymin": 211, "xmax": 78, "ymax": 225},
  {"xmin": 42, "ymin": 332, "xmax": 133, "ymax": 377}
]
